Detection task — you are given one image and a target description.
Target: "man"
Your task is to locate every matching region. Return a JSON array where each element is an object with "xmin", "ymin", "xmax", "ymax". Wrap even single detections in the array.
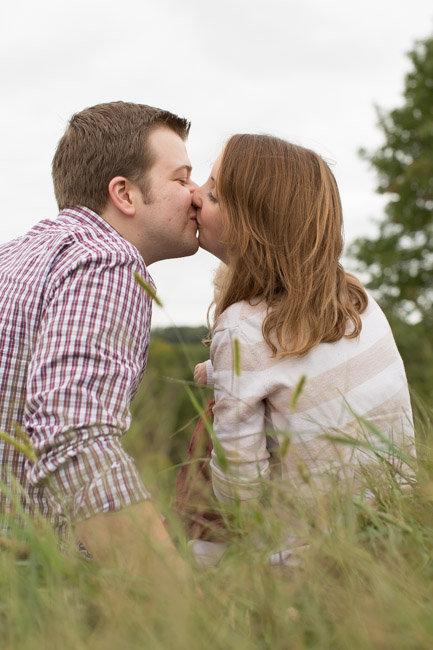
[{"xmin": 0, "ymin": 102, "xmax": 198, "ymax": 576}]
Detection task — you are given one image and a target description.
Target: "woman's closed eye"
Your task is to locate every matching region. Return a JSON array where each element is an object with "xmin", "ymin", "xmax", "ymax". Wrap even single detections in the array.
[{"xmin": 207, "ymin": 191, "xmax": 218, "ymax": 203}]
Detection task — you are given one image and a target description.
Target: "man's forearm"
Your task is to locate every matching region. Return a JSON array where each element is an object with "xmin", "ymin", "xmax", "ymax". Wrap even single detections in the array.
[{"xmin": 74, "ymin": 500, "xmax": 188, "ymax": 581}]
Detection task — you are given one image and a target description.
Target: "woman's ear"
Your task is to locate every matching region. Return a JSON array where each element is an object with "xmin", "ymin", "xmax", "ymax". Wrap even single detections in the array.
[{"xmin": 107, "ymin": 176, "xmax": 136, "ymax": 216}]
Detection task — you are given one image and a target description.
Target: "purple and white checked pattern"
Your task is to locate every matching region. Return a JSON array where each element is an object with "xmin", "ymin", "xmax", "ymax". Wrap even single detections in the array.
[{"xmin": 0, "ymin": 207, "xmax": 153, "ymax": 536}]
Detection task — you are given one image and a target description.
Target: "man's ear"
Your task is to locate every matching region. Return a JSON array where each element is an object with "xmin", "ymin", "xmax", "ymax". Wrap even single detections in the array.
[{"xmin": 107, "ymin": 177, "xmax": 137, "ymax": 216}]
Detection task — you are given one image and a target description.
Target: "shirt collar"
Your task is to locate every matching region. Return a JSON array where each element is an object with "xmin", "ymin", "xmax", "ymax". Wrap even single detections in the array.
[
  {"xmin": 56, "ymin": 205, "xmax": 156, "ymax": 290},
  {"xmin": 57, "ymin": 206, "xmax": 120, "ymax": 237}
]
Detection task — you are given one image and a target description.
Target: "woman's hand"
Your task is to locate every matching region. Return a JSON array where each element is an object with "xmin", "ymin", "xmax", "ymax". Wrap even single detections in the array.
[{"xmin": 194, "ymin": 362, "xmax": 208, "ymax": 386}]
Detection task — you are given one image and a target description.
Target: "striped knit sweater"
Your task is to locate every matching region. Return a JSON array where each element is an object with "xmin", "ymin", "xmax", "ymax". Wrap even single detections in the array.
[{"xmin": 207, "ymin": 295, "xmax": 415, "ymax": 504}]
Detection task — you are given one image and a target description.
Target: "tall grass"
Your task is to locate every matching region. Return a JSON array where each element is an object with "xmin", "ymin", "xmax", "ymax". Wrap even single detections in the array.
[
  {"xmin": 1, "ymin": 402, "xmax": 432, "ymax": 649},
  {"xmin": 1, "ymin": 302, "xmax": 432, "ymax": 648}
]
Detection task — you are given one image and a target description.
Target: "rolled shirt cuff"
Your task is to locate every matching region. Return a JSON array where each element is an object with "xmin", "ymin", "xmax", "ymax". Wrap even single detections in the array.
[{"xmin": 27, "ymin": 436, "xmax": 150, "ymax": 522}]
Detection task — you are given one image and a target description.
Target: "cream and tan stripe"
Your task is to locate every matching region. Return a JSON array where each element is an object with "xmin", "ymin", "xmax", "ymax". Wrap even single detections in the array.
[{"xmin": 209, "ymin": 296, "xmax": 414, "ymax": 504}]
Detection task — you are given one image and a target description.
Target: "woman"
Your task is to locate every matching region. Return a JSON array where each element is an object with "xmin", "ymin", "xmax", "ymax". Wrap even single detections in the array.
[{"xmin": 176, "ymin": 134, "xmax": 414, "ymax": 545}]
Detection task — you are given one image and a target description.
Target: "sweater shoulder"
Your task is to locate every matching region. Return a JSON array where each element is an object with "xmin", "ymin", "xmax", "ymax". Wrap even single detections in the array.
[{"xmin": 215, "ymin": 299, "xmax": 267, "ymax": 334}]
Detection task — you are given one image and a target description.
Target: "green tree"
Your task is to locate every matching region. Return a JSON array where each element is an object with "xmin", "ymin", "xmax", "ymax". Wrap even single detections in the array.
[{"xmin": 350, "ymin": 33, "xmax": 433, "ymax": 401}]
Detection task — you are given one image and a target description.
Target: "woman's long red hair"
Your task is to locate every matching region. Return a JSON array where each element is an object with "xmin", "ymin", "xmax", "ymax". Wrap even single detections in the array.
[{"xmin": 212, "ymin": 134, "xmax": 367, "ymax": 356}]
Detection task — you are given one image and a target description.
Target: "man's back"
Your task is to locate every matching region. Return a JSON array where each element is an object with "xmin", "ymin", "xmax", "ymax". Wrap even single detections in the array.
[{"xmin": 0, "ymin": 207, "xmax": 153, "ymax": 536}]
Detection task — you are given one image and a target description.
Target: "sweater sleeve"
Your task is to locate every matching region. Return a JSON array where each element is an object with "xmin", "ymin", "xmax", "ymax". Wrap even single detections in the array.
[
  {"xmin": 209, "ymin": 317, "xmax": 271, "ymax": 504},
  {"xmin": 205, "ymin": 360, "xmax": 214, "ymax": 387}
]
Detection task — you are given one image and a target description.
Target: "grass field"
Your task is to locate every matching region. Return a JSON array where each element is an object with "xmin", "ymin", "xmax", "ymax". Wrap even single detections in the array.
[
  {"xmin": 1, "ymin": 401, "xmax": 432, "ymax": 650},
  {"xmin": 1, "ymin": 327, "xmax": 432, "ymax": 649}
]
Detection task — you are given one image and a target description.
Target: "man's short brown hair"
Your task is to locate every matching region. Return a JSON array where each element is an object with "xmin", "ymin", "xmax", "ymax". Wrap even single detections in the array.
[{"xmin": 52, "ymin": 101, "xmax": 191, "ymax": 213}]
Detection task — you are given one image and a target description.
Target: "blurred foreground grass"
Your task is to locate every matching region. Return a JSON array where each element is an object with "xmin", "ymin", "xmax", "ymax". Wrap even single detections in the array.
[{"xmin": 1, "ymin": 329, "xmax": 433, "ymax": 649}]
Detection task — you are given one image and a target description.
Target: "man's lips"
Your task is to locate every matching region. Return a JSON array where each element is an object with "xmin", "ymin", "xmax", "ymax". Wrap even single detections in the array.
[{"xmin": 190, "ymin": 210, "xmax": 199, "ymax": 228}]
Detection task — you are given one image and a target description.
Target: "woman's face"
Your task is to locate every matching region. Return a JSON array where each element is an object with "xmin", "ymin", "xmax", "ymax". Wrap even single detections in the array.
[{"xmin": 192, "ymin": 156, "xmax": 228, "ymax": 263}]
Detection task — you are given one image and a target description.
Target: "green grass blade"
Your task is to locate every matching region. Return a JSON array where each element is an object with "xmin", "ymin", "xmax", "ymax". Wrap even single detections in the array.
[
  {"xmin": 0, "ymin": 430, "xmax": 36, "ymax": 462},
  {"xmin": 134, "ymin": 272, "xmax": 163, "ymax": 307},
  {"xmin": 232, "ymin": 338, "xmax": 241, "ymax": 377},
  {"xmin": 184, "ymin": 385, "xmax": 229, "ymax": 472},
  {"xmin": 290, "ymin": 374, "xmax": 306, "ymax": 411}
]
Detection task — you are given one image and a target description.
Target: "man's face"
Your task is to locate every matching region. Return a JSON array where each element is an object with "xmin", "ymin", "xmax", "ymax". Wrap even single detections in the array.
[{"xmin": 136, "ymin": 127, "xmax": 199, "ymax": 265}]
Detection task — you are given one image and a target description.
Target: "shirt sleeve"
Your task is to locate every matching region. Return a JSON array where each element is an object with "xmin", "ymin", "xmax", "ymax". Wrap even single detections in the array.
[
  {"xmin": 24, "ymin": 253, "xmax": 152, "ymax": 522},
  {"xmin": 209, "ymin": 320, "xmax": 271, "ymax": 504}
]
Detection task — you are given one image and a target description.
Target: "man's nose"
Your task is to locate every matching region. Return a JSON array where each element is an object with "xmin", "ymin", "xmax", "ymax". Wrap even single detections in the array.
[
  {"xmin": 191, "ymin": 186, "xmax": 201, "ymax": 207},
  {"xmin": 189, "ymin": 178, "xmax": 199, "ymax": 193}
]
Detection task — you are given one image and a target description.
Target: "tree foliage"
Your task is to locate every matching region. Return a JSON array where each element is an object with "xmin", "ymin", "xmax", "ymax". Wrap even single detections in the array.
[
  {"xmin": 350, "ymin": 34, "xmax": 433, "ymax": 325},
  {"xmin": 349, "ymin": 33, "xmax": 433, "ymax": 402}
]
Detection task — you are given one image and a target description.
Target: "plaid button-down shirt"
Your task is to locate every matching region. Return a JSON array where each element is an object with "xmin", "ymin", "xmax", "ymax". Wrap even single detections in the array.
[{"xmin": 0, "ymin": 207, "xmax": 152, "ymax": 537}]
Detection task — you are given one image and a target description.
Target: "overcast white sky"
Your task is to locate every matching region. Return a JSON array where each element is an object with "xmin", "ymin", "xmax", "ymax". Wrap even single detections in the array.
[{"xmin": 1, "ymin": 0, "xmax": 432, "ymax": 327}]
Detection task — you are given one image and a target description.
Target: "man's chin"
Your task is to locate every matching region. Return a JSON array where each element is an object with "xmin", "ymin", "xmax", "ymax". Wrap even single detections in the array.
[
  {"xmin": 190, "ymin": 238, "xmax": 200, "ymax": 255},
  {"xmin": 176, "ymin": 238, "xmax": 200, "ymax": 258}
]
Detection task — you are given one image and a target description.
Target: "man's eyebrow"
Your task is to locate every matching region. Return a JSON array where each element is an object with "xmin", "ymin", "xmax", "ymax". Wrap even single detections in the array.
[{"xmin": 173, "ymin": 164, "xmax": 192, "ymax": 174}]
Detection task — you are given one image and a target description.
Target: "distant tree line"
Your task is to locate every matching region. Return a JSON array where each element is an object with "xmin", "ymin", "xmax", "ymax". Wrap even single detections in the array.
[{"xmin": 150, "ymin": 325, "xmax": 208, "ymax": 345}]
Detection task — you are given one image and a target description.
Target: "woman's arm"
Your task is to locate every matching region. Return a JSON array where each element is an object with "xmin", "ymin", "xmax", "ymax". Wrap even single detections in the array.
[{"xmin": 210, "ymin": 319, "xmax": 271, "ymax": 504}]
